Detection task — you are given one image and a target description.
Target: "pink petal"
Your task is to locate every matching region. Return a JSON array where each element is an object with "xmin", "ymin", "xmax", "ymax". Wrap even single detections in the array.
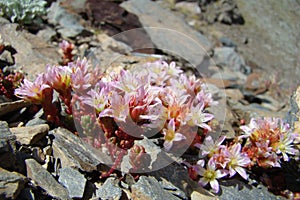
[
  {"xmin": 235, "ymin": 166, "xmax": 248, "ymax": 180},
  {"xmin": 173, "ymin": 133, "xmax": 186, "ymax": 142},
  {"xmin": 164, "ymin": 141, "xmax": 173, "ymax": 151},
  {"xmin": 210, "ymin": 179, "xmax": 220, "ymax": 193},
  {"xmin": 198, "ymin": 177, "xmax": 209, "ymax": 187}
]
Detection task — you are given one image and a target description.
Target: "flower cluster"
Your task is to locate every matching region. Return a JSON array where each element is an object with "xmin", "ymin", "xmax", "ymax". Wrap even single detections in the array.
[
  {"xmin": 190, "ymin": 117, "xmax": 299, "ymax": 193},
  {"xmin": 15, "ymin": 57, "xmax": 100, "ymax": 124},
  {"xmin": 0, "ymin": 69, "xmax": 24, "ymax": 100},
  {"xmin": 193, "ymin": 136, "xmax": 251, "ymax": 193},
  {"xmin": 240, "ymin": 117, "xmax": 299, "ymax": 168},
  {"xmin": 78, "ymin": 60, "xmax": 216, "ymax": 152},
  {"xmin": 15, "ymin": 58, "xmax": 216, "ymax": 174}
]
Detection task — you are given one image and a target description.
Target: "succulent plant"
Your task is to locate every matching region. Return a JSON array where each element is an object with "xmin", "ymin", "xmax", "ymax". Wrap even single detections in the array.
[{"xmin": 0, "ymin": 0, "xmax": 47, "ymax": 24}]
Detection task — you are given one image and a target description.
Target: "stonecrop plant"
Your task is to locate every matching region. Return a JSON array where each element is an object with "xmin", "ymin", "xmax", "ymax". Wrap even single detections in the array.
[
  {"xmin": 15, "ymin": 52, "xmax": 217, "ymax": 175},
  {"xmin": 190, "ymin": 117, "xmax": 299, "ymax": 193},
  {"xmin": 14, "ymin": 43, "xmax": 299, "ymax": 194}
]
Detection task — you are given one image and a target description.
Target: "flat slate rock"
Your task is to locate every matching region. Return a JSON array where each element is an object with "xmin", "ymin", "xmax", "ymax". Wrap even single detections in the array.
[
  {"xmin": 58, "ymin": 167, "xmax": 86, "ymax": 199},
  {"xmin": 94, "ymin": 177, "xmax": 123, "ymax": 200},
  {"xmin": 47, "ymin": 2, "xmax": 84, "ymax": 38},
  {"xmin": 121, "ymin": 0, "xmax": 212, "ymax": 72},
  {"xmin": 0, "ymin": 167, "xmax": 26, "ymax": 199},
  {"xmin": 10, "ymin": 124, "xmax": 49, "ymax": 146},
  {"xmin": 0, "ymin": 24, "xmax": 60, "ymax": 77},
  {"xmin": 25, "ymin": 158, "xmax": 70, "ymax": 199},
  {"xmin": 51, "ymin": 127, "xmax": 112, "ymax": 172},
  {"xmin": 219, "ymin": 179, "xmax": 285, "ymax": 200},
  {"xmin": 131, "ymin": 176, "xmax": 181, "ymax": 200},
  {"xmin": 0, "ymin": 121, "xmax": 17, "ymax": 170}
]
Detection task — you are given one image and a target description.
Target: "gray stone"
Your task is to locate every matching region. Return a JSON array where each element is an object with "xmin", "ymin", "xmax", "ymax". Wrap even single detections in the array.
[
  {"xmin": 25, "ymin": 118, "xmax": 47, "ymax": 127},
  {"xmin": 0, "ymin": 100, "xmax": 30, "ymax": 117},
  {"xmin": 47, "ymin": 2, "xmax": 84, "ymax": 38},
  {"xmin": 10, "ymin": 124, "xmax": 49, "ymax": 146},
  {"xmin": 159, "ymin": 177, "xmax": 188, "ymax": 199},
  {"xmin": 121, "ymin": 0, "xmax": 212, "ymax": 73},
  {"xmin": 175, "ymin": 2, "xmax": 201, "ymax": 15},
  {"xmin": 0, "ymin": 50, "xmax": 14, "ymax": 66},
  {"xmin": 94, "ymin": 177, "xmax": 122, "ymax": 200},
  {"xmin": 131, "ymin": 176, "xmax": 181, "ymax": 200},
  {"xmin": 0, "ymin": 24, "xmax": 60, "ymax": 77},
  {"xmin": 219, "ymin": 179, "xmax": 285, "ymax": 200},
  {"xmin": 149, "ymin": 162, "xmax": 215, "ymax": 198},
  {"xmin": 0, "ymin": 17, "xmax": 10, "ymax": 26},
  {"xmin": 286, "ymin": 86, "xmax": 300, "ymax": 126},
  {"xmin": 58, "ymin": 167, "xmax": 86, "ymax": 199},
  {"xmin": 0, "ymin": 167, "xmax": 26, "ymax": 199},
  {"xmin": 219, "ymin": 36, "xmax": 237, "ymax": 48},
  {"xmin": 235, "ymin": 0, "xmax": 300, "ymax": 88},
  {"xmin": 25, "ymin": 158, "xmax": 70, "ymax": 199},
  {"xmin": 32, "ymin": 147, "xmax": 46, "ymax": 164},
  {"xmin": 213, "ymin": 47, "xmax": 251, "ymax": 74},
  {"xmin": 37, "ymin": 27, "xmax": 57, "ymax": 42},
  {"xmin": 0, "ymin": 121, "xmax": 17, "ymax": 170},
  {"xmin": 51, "ymin": 127, "xmax": 112, "ymax": 172}
]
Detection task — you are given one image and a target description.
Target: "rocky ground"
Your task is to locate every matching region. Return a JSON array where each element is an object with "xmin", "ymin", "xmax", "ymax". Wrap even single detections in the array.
[{"xmin": 0, "ymin": 0, "xmax": 299, "ymax": 199}]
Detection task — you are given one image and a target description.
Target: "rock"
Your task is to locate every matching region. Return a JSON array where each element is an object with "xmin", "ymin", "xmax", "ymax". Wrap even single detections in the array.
[
  {"xmin": 0, "ymin": 24, "xmax": 60, "ymax": 77},
  {"xmin": 244, "ymin": 73, "xmax": 268, "ymax": 94},
  {"xmin": 10, "ymin": 124, "xmax": 49, "ymax": 146},
  {"xmin": 228, "ymin": 99, "xmax": 286, "ymax": 120},
  {"xmin": 286, "ymin": 86, "xmax": 300, "ymax": 127},
  {"xmin": 94, "ymin": 177, "xmax": 122, "ymax": 200},
  {"xmin": 37, "ymin": 27, "xmax": 57, "ymax": 42},
  {"xmin": 85, "ymin": 0, "xmax": 155, "ymax": 54},
  {"xmin": 191, "ymin": 191, "xmax": 218, "ymax": 200},
  {"xmin": 25, "ymin": 158, "xmax": 70, "ymax": 199},
  {"xmin": 256, "ymin": 94, "xmax": 285, "ymax": 112},
  {"xmin": 213, "ymin": 47, "xmax": 251, "ymax": 74},
  {"xmin": 175, "ymin": 2, "xmax": 201, "ymax": 15},
  {"xmin": 0, "ymin": 167, "xmax": 27, "ymax": 199},
  {"xmin": 121, "ymin": 0, "xmax": 212, "ymax": 73},
  {"xmin": 32, "ymin": 147, "xmax": 46, "ymax": 164},
  {"xmin": 225, "ymin": 89, "xmax": 244, "ymax": 101},
  {"xmin": 0, "ymin": 17, "xmax": 10, "ymax": 26},
  {"xmin": 131, "ymin": 176, "xmax": 181, "ymax": 200},
  {"xmin": 219, "ymin": 36, "xmax": 237, "ymax": 48},
  {"xmin": 51, "ymin": 127, "xmax": 112, "ymax": 172},
  {"xmin": 219, "ymin": 178, "xmax": 285, "ymax": 200},
  {"xmin": 159, "ymin": 177, "xmax": 188, "ymax": 199},
  {"xmin": 0, "ymin": 100, "xmax": 30, "ymax": 117},
  {"xmin": 234, "ymin": 0, "xmax": 300, "ymax": 88},
  {"xmin": 149, "ymin": 162, "xmax": 215, "ymax": 198},
  {"xmin": 25, "ymin": 118, "xmax": 47, "ymax": 127},
  {"xmin": 203, "ymin": 78, "xmax": 233, "ymax": 89},
  {"xmin": 47, "ymin": 2, "xmax": 84, "ymax": 38},
  {"xmin": 58, "ymin": 167, "xmax": 86, "ymax": 199},
  {"xmin": 0, "ymin": 121, "xmax": 18, "ymax": 170},
  {"xmin": 0, "ymin": 49, "xmax": 15, "ymax": 67}
]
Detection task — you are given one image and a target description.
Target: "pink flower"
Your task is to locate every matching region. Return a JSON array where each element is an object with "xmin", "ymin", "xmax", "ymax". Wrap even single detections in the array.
[
  {"xmin": 274, "ymin": 133, "xmax": 298, "ymax": 161},
  {"xmin": 185, "ymin": 102, "xmax": 214, "ymax": 130},
  {"xmin": 100, "ymin": 91, "xmax": 130, "ymax": 122},
  {"xmin": 223, "ymin": 143, "xmax": 251, "ymax": 180},
  {"xmin": 162, "ymin": 118, "xmax": 186, "ymax": 151},
  {"xmin": 195, "ymin": 135, "xmax": 226, "ymax": 158},
  {"xmin": 194, "ymin": 158, "xmax": 227, "ymax": 193},
  {"xmin": 15, "ymin": 74, "xmax": 51, "ymax": 104},
  {"xmin": 111, "ymin": 69, "xmax": 149, "ymax": 94},
  {"xmin": 82, "ymin": 85, "xmax": 109, "ymax": 114},
  {"xmin": 45, "ymin": 65, "xmax": 72, "ymax": 94},
  {"xmin": 59, "ymin": 40, "xmax": 74, "ymax": 52}
]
